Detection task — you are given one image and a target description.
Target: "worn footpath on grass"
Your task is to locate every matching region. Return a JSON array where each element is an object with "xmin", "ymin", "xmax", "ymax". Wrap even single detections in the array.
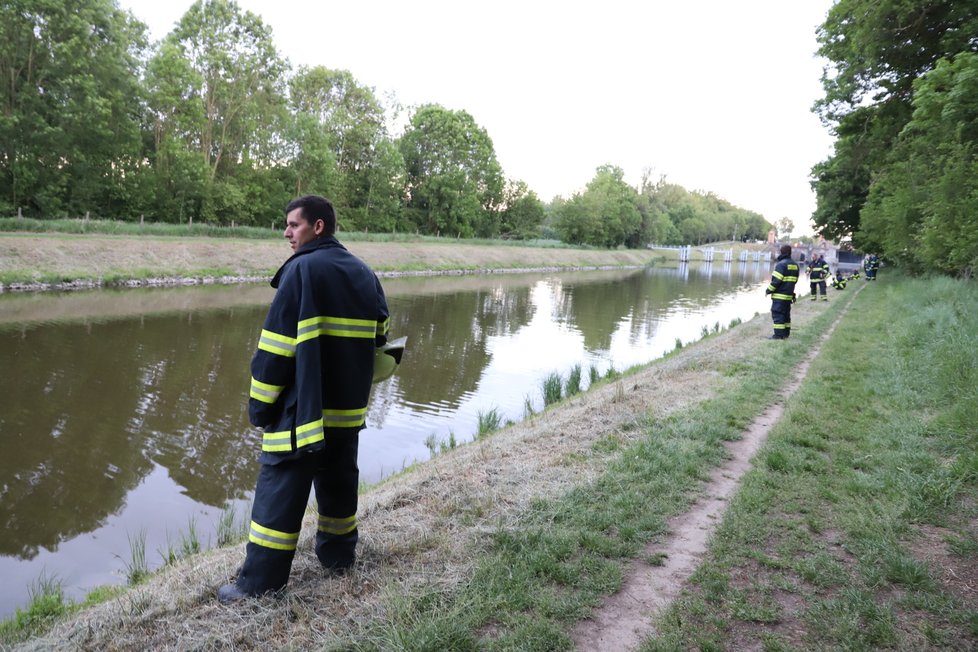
[
  {"xmin": 15, "ymin": 286, "xmax": 845, "ymax": 650},
  {"xmin": 571, "ymin": 285, "xmax": 864, "ymax": 650}
]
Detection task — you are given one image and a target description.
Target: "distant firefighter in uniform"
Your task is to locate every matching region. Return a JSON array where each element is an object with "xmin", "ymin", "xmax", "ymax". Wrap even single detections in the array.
[
  {"xmin": 864, "ymin": 254, "xmax": 880, "ymax": 280},
  {"xmin": 807, "ymin": 253, "xmax": 830, "ymax": 301},
  {"xmin": 765, "ymin": 244, "xmax": 798, "ymax": 339}
]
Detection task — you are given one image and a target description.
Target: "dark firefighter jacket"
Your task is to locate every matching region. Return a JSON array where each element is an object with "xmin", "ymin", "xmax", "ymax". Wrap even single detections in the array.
[
  {"xmin": 766, "ymin": 253, "xmax": 799, "ymax": 301},
  {"xmin": 808, "ymin": 258, "xmax": 830, "ymax": 281},
  {"xmin": 248, "ymin": 236, "xmax": 390, "ymax": 460}
]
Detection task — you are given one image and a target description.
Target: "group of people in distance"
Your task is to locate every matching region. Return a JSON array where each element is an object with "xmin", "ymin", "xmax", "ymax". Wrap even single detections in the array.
[{"xmin": 764, "ymin": 246, "xmax": 881, "ymax": 340}]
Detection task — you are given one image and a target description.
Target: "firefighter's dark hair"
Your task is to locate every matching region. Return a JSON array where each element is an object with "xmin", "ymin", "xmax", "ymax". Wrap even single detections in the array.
[{"xmin": 286, "ymin": 195, "xmax": 336, "ymax": 235}]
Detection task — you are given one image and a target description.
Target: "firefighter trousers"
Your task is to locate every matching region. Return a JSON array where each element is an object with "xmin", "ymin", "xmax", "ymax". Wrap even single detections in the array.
[
  {"xmin": 771, "ymin": 299, "xmax": 791, "ymax": 339},
  {"xmin": 236, "ymin": 430, "xmax": 360, "ymax": 595},
  {"xmin": 809, "ymin": 280, "xmax": 827, "ymax": 300}
]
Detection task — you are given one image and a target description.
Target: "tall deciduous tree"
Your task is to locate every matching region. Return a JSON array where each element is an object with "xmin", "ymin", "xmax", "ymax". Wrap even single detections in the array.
[
  {"xmin": 499, "ymin": 180, "xmax": 545, "ymax": 240},
  {"xmin": 399, "ymin": 104, "xmax": 504, "ymax": 237},
  {"xmin": 146, "ymin": 0, "xmax": 287, "ymax": 223},
  {"xmin": 0, "ymin": 0, "xmax": 147, "ymax": 217},
  {"xmin": 810, "ymin": 0, "xmax": 978, "ymax": 262},
  {"xmin": 556, "ymin": 165, "xmax": 641, "ymax": 247},
  {"xmin": 861, "ymin": 52, "xmax": 978, "ymax": 275}
]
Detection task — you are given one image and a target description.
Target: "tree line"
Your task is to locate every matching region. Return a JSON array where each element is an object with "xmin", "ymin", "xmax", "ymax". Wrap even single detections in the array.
[
  {"xmin": 1, "ymin": 0, "xmax": 773, "ymax": 246},
  {"xmin": 811, "ymin": 0, "xmax": 978, "ymax": 276}
]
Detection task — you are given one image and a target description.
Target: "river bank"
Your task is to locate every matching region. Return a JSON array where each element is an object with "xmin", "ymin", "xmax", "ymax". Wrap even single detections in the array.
[
  {"xmin": 0, "ymin": 233, "xmax": 676, "ymax": 292},
  {"xmin": 7, "ymin": 272, "xmax": 976, "ymax": 650}
]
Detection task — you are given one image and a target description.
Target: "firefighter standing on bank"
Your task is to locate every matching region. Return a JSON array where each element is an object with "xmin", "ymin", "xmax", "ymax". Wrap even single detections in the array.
[
  {"xmin": 765, "ymin": 244, "xmax": 799, "ymax": 340},
  {"xmin": 807, "ymin": 253, "xmax": 830, "ymax": 301},
  {"xmin": 219, "ymin": 195, "xmax": 392, "ymax": 603}
]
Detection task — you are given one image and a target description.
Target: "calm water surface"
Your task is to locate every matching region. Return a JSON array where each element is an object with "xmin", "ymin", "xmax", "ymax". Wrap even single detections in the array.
[{"xmin": 0, "ymin": 262, "xmax": 776, "ymax": 617}]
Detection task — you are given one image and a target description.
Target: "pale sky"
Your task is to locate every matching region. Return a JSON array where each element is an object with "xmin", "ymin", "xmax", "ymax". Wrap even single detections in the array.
[{"xmin": 117, "ymin": 0, "xmax": 836, "ymax": 235}]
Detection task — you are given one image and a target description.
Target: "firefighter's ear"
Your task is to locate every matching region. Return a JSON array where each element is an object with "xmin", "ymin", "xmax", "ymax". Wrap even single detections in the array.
[{"xmin": 314, "ymin": 219, "xmax": 325, "ymax": 236}]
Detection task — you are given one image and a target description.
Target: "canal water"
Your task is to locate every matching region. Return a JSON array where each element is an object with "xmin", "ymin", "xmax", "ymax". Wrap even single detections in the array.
[{"xmin": 0, "ymin": 261, "xmax": 776, "ymax": 618}]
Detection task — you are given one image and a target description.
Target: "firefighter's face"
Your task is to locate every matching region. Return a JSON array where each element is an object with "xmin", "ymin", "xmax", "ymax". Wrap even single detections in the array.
[{"xmin": 284, "ymin": 209, "xmax": 324, "ymax": 251}]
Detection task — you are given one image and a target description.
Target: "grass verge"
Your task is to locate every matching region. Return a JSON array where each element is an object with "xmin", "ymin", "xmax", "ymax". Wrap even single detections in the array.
[{"xmin": 643, "ymin": 273, "xmax": 978, "ymax": 650}]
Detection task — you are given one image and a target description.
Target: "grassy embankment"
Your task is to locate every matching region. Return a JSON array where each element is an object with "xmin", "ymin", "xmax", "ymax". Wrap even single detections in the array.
[
  {"xmin": 4, "ymin": 272, "xmax": 976, "ymax": 650},
  {"xmin": 0, "ymin": 217, "xmax": 772, "ymax": 288},
  {"xmin": 0, "ymin": 218, "xmax": 669, "ymax": 288}
]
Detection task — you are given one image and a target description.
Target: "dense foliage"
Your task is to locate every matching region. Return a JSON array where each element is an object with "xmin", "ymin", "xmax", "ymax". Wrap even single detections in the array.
[
  {"xmin": 811, "ymin": 0, "xmax": 978, "ymax": 276},
  {"xmin": 1, "ymin": 0, "xmax": 771, "ymax": 245}
]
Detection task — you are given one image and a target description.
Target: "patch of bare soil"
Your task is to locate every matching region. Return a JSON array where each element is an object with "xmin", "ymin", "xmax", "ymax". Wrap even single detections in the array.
[{"xmin": 570, "ymin": 286, "xmax": 865, "ymax": 651}]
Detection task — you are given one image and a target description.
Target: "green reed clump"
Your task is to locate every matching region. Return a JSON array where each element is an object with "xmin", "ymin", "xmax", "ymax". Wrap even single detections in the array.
[
  {"xmin": 541, "ymin": 372, "xmax": 563, "ymax": 406},
  {"xmin": 477, "ymin": 407, "xmax": 502, "ymax": 438},
  {"xmin": 0, "ymin": 572, "xmax": 69, "ymax": 642},
  {"xmin": 217, "ymin": 504, "xmax": 246, "ymax": 547},
  {"xmin": 124, "ymin": 530, "xmax": 149, "ymax": 586},
  {"xmin": 565, "ymin": 364, "xmax": 583, "ymax": 397},
  {"xmin": 589, "ymin": 365, "xmax": 601, "ymax": 385}
]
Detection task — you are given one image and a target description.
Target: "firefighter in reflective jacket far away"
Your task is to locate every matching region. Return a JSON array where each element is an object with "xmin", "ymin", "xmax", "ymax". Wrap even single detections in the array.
[
  {"xmin": 807, "ymin": 253, "xmax": 830, "ymax": 301},
  {"xmin": 219, "ymin": 195, "xmax": 392, "ymax": 603},
  {"xmin": 765, "ymin": 244, "xmax": 798, "ymax": 340}
]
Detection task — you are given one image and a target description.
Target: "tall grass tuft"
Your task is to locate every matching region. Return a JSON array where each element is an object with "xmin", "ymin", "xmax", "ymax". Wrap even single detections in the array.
[
  {"xmin": 541, "ymin": 372, "xmax": 563, "ymax": 406},
  {"xmin": 180, "ymin": 517, "xmax": 201, "ymax": 557},
  {"xmin": 124, "ymin": 530, "xmax": 149, "ymax": 586},
  {"xmin": 565, "ymin": 364, "xmax": 583, "ymax": 397},
  {"xmin": 477, "ymin": 407, "xmax": 502, "ymax": 438},
  {"xmin": 523, "ymin": 395, "xmax": 536, "ymax": 419},
  {"xmin": 0, "ymin": 572, "xmax": 69, "ymax": 640},
  {"xmin": 217, "ymin": 504, "xmax": 246, "ymax": 547},
  {"xmin": 589, "ymin": 365, "xmax": 601, "ymax": 385},
  {"xmin": 439, "ymin": 431, "xmax": 458, "ymax": 453},
  {"xmin": 674, "ymin": 337, "xmax": 684, "ymax": 351}
]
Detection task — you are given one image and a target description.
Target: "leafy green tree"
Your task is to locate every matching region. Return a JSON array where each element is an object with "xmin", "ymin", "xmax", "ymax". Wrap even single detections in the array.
[
  {"xmin": 288, "ymin": 67, "xmax": 387, "ymax": 212},
  {"xmin": 398, "ymin": 104, "xmax": 504, "ymax": 237},
  {"xmin": 811, "ymin": 0, "xmax": 978, "ymax": 258},
  {"xmin": 145, "ymin": 0, "xmax": 288, "ymax": 224},
  {"xmin": 556, "ymin": 165, "xmax": 641, "ymax": 247},
  {"xmin": 499, "ymin": 180, "xmax": 545, "ymax": 240},
  {"xmin": 774, "ymin": 217, "xmax": 794, "ymax": 240},
  {"xmin": 861, "ymin": 52, "xmax": 978, "ymax": 275},
  {"xmin": 0, "ymin": 0, "xmax": 147, "ymax": 217}
]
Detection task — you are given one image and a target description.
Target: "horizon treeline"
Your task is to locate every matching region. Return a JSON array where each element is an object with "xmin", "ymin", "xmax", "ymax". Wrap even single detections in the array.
[
  {"xmin": 1, "ymin": 0, "xmax": 773, "ymax": 247},
  {"xmin": 811, "ymin": 0, "xmax": 978, "ymax": 276}
]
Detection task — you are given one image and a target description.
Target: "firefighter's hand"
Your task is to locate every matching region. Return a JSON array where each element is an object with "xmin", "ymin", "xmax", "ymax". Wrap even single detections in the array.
[{"xmin": 792, "ymin": 293, "xmax": 797, "ymax": 303}]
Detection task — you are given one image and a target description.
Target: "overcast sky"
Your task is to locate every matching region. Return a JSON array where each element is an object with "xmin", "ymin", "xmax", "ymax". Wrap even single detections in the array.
[{"xmin": 117, "ymin": 0, "xmax": 836, "ymax": 235}]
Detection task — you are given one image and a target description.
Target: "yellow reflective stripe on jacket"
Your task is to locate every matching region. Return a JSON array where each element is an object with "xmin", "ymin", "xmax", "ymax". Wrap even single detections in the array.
[
  {"xmin": 296, "ymin": 418, "xmax": 325, "ymax": 448},
  {"xmin": 318, "ymin": 514, "xmax": 357, "ymax": 536},
  {"xmin": 262, "ymin": 429, "xmax": 293, "ymax": 452},
  {"xmin": 323, "ymin": 407, "xmax": 367, "ymax": 428},
  {"xmin": 258, "ymin": 329, "xmax": 297, "ymax": 357},
  {"xmin": 772, "ymin": 270, "xmax": 799, "ymax": 283},
  {"xmin": 249, "ymin": 521, "xmax": 299, "ymax": 551},
  {"xmin": 296, "ymin": 316, "xmax": 380, "ymax": 343},
  {"xmin": 250, "ymin": 377, "xmax": 285, "ymax": 404},
  {"xmin": 262, "ymin": 419, "xmax": 325, "ymax": 452},
  {"xmin": 772, "ymin": 293, "xmax": 794, "ymax": 301},
  {"xmin": 377, "ymin": 317, "xmax": 390, "ymax": 338}
]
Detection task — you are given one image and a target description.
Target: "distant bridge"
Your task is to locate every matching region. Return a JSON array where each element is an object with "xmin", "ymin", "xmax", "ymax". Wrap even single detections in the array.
[{"xmin": 648, "ymin": 245, "xmax": 772, "ymax": 263}]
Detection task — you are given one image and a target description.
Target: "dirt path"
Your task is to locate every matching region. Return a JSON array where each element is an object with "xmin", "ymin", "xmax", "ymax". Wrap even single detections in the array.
[{"xmin": 571, "ymin": 286, "xmax": 864, "ymax": 650}]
